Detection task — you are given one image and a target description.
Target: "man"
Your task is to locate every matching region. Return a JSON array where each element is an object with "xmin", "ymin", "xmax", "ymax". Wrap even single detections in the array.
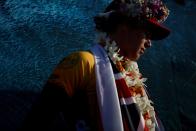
[{"xmin": 21, "ymin": 0, "xmax": 170, "ymax": 130}]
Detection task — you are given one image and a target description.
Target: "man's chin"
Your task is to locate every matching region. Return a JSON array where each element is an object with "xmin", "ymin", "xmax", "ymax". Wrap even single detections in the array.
[
  {"xmin": 127, "ymin": 55, "xmax": 140, "ymax": 61},
  {"xmin": 134, "ymin": 56, "xmax": 140, "ymax": 61},
  {"xmin": 123, "ymin": 53, "xmax": 142, "ymax": 61}
]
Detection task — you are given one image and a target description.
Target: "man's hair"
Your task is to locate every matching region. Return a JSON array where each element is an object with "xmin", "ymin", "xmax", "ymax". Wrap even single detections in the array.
[
  {"xmin": 94, "ymin": 11, "xmax": 127, "ymax": 33},
  {"xmin": 93, "ymin": 1, "xmax": 144, "ymax": 33},
  {"xmin": 93, "ymin": 0, "xmax": 169, "ymax": 34}
]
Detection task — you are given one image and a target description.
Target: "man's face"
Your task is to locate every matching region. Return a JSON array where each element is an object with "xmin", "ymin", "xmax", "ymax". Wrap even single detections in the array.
[{"xmin": 112, "ymin": 24, "xmax": 152, "ymax": 61}]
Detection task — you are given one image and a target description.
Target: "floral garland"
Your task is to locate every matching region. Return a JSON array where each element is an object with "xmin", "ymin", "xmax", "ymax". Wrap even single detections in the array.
[{"xmin": 96, "ymin": 32, "xmax": 157, "ymax": 131}]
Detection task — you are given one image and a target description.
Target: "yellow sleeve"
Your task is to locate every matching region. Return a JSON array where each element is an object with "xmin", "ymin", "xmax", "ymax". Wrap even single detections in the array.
[{"xmin": 46, "ymin": 51, "xmax": 95, "ymax": 97}]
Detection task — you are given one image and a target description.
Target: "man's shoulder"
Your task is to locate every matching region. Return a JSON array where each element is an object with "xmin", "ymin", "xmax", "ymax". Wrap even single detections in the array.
[
  {"xmin": 58, "ymin": 51, "xmax": 95, "ymax": 69},
  {"xmin": 76, "ymin": 51, "xmax": 95, "ymax": 68},
  {"xmin": 77, "ymin": 51, "xmax": 94, "ymax": 62}
]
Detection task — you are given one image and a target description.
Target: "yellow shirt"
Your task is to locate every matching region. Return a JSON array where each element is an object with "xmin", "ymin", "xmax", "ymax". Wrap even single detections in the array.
[{"xmin": 46, "ymin": 51, "xmax": 102, "ymax": 130}]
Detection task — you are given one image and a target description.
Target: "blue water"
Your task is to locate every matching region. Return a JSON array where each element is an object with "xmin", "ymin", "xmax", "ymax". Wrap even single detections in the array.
[{"xmin": 0, "ymin": 0, "xmax": 196, "ymax": 130}]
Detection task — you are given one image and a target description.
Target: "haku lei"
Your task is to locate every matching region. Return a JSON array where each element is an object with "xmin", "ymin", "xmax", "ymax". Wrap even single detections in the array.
[{"xmin": 95, "ymin": 32, "xmax": 157, "ymax": 131}]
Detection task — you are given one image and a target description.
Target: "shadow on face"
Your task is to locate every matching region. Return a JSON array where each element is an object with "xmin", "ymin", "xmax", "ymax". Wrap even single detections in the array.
[{"xmin": 109, "ymin": 23, "xmax": 152, "ymax": 61}]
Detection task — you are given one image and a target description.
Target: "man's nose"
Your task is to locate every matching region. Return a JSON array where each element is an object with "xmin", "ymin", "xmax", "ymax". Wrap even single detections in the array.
[{"xmin": 144, "ymin": 39, "xmax": 152, "ymax": 48}]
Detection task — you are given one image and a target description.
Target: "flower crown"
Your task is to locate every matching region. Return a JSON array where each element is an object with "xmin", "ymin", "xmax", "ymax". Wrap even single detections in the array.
[{"xmin": 106, "ymin": 0, "xmax": 169, "ymax": 23}]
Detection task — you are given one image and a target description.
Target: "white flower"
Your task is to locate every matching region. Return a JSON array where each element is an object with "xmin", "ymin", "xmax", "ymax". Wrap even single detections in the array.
[
  {"xmin": 146, "ymin": 119, "xmax": 152, "ymax": 127},
  {"xmin": 141, "ymin": 78, "xmax": 147, "ymax": 83},
  {"xmin": 149, "ymin": 110, "xmax": 155, "ymax": 117},
  {"xmin": 125, "ymin": 76, "xmax": 137, "ymax": 87}
]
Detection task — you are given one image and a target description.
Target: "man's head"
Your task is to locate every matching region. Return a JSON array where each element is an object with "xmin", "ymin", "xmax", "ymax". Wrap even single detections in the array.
[
  {"xmin": 109, "ymin": 23, "xmax": 152, "ymax": 60},
  {"xmin": 94, "ymin": 0, "xmax": 171, "ymax": 60}
]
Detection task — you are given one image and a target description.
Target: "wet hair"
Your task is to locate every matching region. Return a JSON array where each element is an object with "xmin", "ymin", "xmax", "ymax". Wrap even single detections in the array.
[
  {"xmin": 93, "ymin": 1, "xmax": 144, "ymax": 34},
  {"xmin": 94, "ymin": 12, "xmax": 127, "ymax": 33}
]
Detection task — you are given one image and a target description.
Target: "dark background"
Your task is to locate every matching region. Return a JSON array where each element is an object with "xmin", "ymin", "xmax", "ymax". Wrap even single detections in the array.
[{"xmin": 0, "ymin": 0, "xmax": 195, "ymax": 130}]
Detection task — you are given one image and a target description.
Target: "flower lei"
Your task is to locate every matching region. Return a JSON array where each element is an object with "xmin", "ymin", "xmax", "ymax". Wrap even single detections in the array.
[{"xmin": 96, "ymin": 33, "xmax": 157, "ymax": 131}]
